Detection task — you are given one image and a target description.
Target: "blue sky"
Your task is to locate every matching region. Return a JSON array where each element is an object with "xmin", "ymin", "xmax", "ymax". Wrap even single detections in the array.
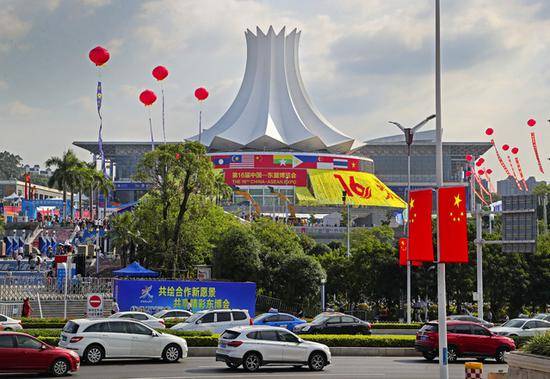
[{"xmin": 1, "ymin": 0, "xmax": 549, "ymax": 180}]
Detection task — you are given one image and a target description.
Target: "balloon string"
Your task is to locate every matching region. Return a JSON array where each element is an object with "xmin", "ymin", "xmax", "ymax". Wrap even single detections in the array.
[
  {"xmin": 474, "ymin": 173, "xmax": 491, "ymax": 200},
  {"xmin": 514, "ymin": 157, "xmax": 528, "ymax": 191},
  {"xmin": 96, "ymin": 67, "xmax": 106, "ymax": 177},
  {"xmin": 198, "ymin": 106, "xmax": 203, "ymax": 143},
  {"xmin": 161, "ymin": 83, "xmax": 166, "ymax": 144},
  {"xmin": 473, "ymin": 187, "xmax": 488, "ymax": 206},
  {"xmin": 530, "ymin": 132, "xmax": 545, "ymax": 174},
  {"xmin": 146, "ymin": 107, "xmax": 155, "ymax": 151},
  {"xmin": 506, "ymin": 155, "xmax": 523, "ymax": 191},
  {"xmin": 484, "ymin": 173, "xmax": 496, "ymax": 194}
]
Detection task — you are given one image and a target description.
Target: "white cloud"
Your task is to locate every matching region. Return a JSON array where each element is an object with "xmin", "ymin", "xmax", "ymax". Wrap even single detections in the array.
[
  {"xmin": 0, "ymin": 80, "xmax": 7, "ymax": 90},
  {"xmin": 80, "ymin": 0, "xmax": 111, "ymax": 7},
  {"xmin": 5, "ymin": 101, "xmax": 45, "ymax": 119}
]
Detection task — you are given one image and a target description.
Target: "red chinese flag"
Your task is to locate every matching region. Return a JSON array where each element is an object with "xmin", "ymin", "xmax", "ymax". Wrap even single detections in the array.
[
  {"xmin": 399, "ymin": 238, "xmax": 422, "ymax": 267},
  {"xmin": 254, "ymin": 154, "xmax": 274, "ymax": 168},
  {"xmin": 408, "ymin": 189, "xmax": 434, "ymax": 262},
  {"xmin": 438, "ymin": 186, "xmax": 469, "ymax": 263}
]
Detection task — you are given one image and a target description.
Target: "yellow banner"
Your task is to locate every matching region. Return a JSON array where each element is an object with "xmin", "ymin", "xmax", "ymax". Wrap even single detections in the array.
[{"xmin": 306, "ymin": 169, "xmax": 406, "ymax": 208}]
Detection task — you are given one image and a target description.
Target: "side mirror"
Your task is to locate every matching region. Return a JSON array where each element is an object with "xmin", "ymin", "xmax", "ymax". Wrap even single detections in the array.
[
  {"xmin": 196, "ymin": 320, "xmax": 202, "ymax": 324},
  {"xmin": 40, "ymin": 344, "xmax": 47, "ymax": 350},
  {"xmin": 298, "ymin": 338, "xmax": 304, "ymax": 344}
]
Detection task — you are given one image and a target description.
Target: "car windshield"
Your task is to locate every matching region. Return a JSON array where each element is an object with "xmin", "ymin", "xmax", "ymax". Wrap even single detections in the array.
[
  {"xmin": 311, "ymin": 315, "xmax": 330, "ymax": 325},
  {"xmin": 183, "ymin": 311, "xmax": 206, "ymax": 323},
  {"xmin": 534, "ymin": 314, "xmax": 548, "ymax": 320},
  {"xmin": 502, "ymin": 319, "xmax": 525, "ymax": 328}
]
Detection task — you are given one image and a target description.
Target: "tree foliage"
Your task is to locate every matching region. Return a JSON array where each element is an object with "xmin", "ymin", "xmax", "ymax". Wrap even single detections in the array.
[{"xmin": 0, "ymin": 151, "xmax": 23, "ymax": 180}]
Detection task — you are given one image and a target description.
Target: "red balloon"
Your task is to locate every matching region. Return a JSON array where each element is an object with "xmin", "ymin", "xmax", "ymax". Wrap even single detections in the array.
[
  {"xmin": 475, "ymin": 158, "xmax": 485, "ymax": 167},
  {"xmin": 465, "ymin": 154, "xmax": 473, "ymax": 162},
  {"xmin": 465, "ymin": 171, "xmax": 472, "ymax": 177},
  {"xmin": 527, "ymin": 119, "xmax": 536, "ymax": 127},
  {"xmin": 175, "ymin": 153, "xmax": 181, "ymax": 160},
  {"xmin": 152, "ymin": 66, "xmax": 169, "ymax": 81},
  {"xmin": 502, "ymin": 144, "xmax": 509, "ymax": 151},
  {"xmin": 478, "ymin": 169, "xmax": 485, "ymax": 175},
  {"xmin": 89, "ymin": 46, "xmax": 110, "ymax": 66},
  {"xmin": 194, "ymin": 87, "xmax": 209, "ymax": 101},
  {"xmin": 139, "ymin": 89, "xmax": 157, "ymax": 106},
  {"xmin": 486, "ymin": 168, "xmax": 493, "ymax": 175},
  {"xmin": 485, "ymin": 128, "xmax": 494, "ymax": 136},
  {"xmin": 511, "ymin": 147, "xmax": 519, "ymax": 154}
]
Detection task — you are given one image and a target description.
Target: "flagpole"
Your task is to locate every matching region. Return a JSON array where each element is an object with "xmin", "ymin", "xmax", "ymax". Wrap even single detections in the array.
[{"xmin": 435, "ymin": 0, "xmax": 449, "ymax": 378}]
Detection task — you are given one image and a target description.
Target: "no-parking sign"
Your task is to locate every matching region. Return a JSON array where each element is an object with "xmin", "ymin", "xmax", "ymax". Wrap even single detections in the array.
[{"xmin": 86, "ymin": 293, "xmax": 104, "ymax": 318}]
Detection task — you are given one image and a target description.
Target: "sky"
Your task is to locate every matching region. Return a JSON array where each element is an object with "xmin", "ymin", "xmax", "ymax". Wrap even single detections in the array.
[{"xmin": 0, "ymin": 0, "xmax": 549, "ymax": 181}]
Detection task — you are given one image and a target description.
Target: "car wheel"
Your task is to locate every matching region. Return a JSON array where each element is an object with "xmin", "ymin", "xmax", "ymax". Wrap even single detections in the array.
[
  {"xmin": 162, "ymin": 344, "xmax": 182, "ymax": 363},
  {"xmin": 50, "ymin": 358, "xmax": 70, "ymax": 377},
  {"xmin": 495, "ymin": 346, "xmax": 509, "ymax": 363},
  {"xmin": 308, "ymin": 351, "xmax": 326, "ymax": 371},
  {"xmin": 447, "ymin": 346, "xmax": 458, "ymax": 363},
  {"xmin": 243, "ymin": 352, "xmax": 262, "ymax": 372},
  {"xmin": 83, "ymin": 344, "xmax": 104, "ymax": 365},
  {"xmin": 226, "ymin": 362, "xmax": 240, "ymax": 369},
  {"xmin": 422, "ymin": 352, "xmax": 436, "ymax": 361}
]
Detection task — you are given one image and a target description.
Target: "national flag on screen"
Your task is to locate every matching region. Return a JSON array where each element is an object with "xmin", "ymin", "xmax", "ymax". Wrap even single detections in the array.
[
  {"xmin": 212, "ymin": 156, "xmax": 231, "ymax": 168},
  {"xmin": 438, "ymin": 186, "xmax": 469, "ymax": 263},
  {"xmin": 398, "ymin": 238, "xmax": 422, "ymax": 267},
  {"xmin": 348, "ymin": 158, "xmax": 360, "ymax": 171},
  {"xmin": 229, "ymin": 154, "xmax": 254, "ymax": 168},
  {"xmin": 274, "ymin": 154, "xmax": 293, "ymax": 167},
  {"xmin": 254, "ymin": 154, "xmax": 274, "ymax": 168},
  {"xmin": 408, "ymin": 189, "xmax": 434, "ymax": 262},
  {"xmin": 293, "ymin": 155, "xmax": 317, "ymax": 168},
  {"xmin": 317, "ymin": 156, "xmax": 334, "ymax": 169},
  {"xmin": 333, "ymin": 158, "xmax": 348, "ymax": 169}
]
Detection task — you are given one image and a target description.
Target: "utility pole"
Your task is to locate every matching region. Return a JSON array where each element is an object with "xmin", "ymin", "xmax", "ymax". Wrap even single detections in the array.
[
  {"xmin": 475, "ymin": 203, "xmax": 484, "ymax": 320},
  {"xmin": 435, "ymin": 0, "xmax": 449, "ymax": 377}
]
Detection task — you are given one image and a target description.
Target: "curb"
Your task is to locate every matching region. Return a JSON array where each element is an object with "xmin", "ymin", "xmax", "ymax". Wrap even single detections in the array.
[{"xmin": 188, "ymin": 347, "xmax": 420, "ymax": 357}]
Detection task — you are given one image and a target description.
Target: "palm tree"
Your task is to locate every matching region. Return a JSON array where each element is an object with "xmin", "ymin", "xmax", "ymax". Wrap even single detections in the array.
[
  {"xmin": 74, "ymin": 164, "xmax": 95, "ymax": 220},
  {"xmin": 92, "ymin": 170, "xmax": 114, "ymax": 219},
  {"xmin": 46, "ymin": 150, "xmax": 80, "ymax": 221}
]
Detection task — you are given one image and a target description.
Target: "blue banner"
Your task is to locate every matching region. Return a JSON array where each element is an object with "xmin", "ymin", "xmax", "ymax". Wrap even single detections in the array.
[
  {"xmin": 114, "ymin": 182, "xmax": 151, "ymax": 191},
  {"xmin": 113, "ymin": 279, "xmax": 256, "ymax": 316}
]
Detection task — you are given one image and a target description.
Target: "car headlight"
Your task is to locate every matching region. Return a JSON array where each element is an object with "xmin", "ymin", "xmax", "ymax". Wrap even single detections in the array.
[{"xmin": 302, "ymin": 326, "xmax": 310, "ymax": 332}]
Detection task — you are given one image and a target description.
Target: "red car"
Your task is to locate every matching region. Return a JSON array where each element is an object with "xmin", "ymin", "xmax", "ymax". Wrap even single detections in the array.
[
  {"xmin": 0, "ymin": 332, "xmax": 80, "ymax": 376},
  {"xmin": 415, "ymin": 321, "xmax": 515, "ymax": 363}
]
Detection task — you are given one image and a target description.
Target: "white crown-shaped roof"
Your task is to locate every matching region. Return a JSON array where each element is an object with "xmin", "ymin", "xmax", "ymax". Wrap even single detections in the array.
[{"xmin": 190, "ymin": 26, "xmax": 354, "ymax": 153}]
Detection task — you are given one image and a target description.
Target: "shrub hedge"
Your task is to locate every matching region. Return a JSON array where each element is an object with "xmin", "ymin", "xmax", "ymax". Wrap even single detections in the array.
[
  {"xmin": 523, "ymin": 332, "xmax": 550, "ymax": 357},
  {"xmin": 371, "ymin": 323, "xmax": 422, "ymax": 330}
]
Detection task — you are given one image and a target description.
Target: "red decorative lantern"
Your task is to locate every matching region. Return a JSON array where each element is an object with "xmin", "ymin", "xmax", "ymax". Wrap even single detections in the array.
[
  {"xmin": 175, "ymin": 153, "xmax": 181, "ymax": 160},
  {"xmin": 194, "ymin": 87, "xmax": 209, "ymax": 101},
  {"xmin": 485, "ymin": 128, "xmax": 494, "ymax": 136},
  {"xmin": 478, "ymin": 169, "xmax": 485, "ymax": 175},
  {"xmin": 527, "ymin": 119, "xmax": 536, "ymax": 127},
  {"xmin": 511, "ymin": 147, "xmax": 519, "ymax": 155},
  {"xmin": 465, "ymin": 171, "xmax": 472, "ymax": 177},
  {"xmin": 89, "ymin": 46, "xmax": 110, "ymax": 67},
  {"xmin": 139, "ymin": 90, "xmax": 157, "ymax": 106},
  {"xmin": 502, "ymin": 144, "xmax": 509, "ymax": 151},
  {"xmin": 475, "ymin": 158, "xmax": 485, "ymax": 167},
  {"xmin": 465, "ymin": 154, "xmax": 473, "ymax": 162},
  {"xmin": 152, "ymin": 66, "xmax": 169, "ymax": 81},
  {"xmin": 486, "ymin": 168, "xmax": 493, "ymax": 175}
]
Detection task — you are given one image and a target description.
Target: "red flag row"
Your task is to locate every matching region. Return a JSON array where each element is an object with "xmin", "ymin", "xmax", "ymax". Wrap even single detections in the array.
[{"xmin": 401, "ymin": 186, "xmax": 469, "ymax": 265}]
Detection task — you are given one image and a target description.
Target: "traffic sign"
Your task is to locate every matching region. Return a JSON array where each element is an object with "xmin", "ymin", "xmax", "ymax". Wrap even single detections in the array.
[{"xmin": 86, "ymin": 293, "xmax": 104, "ymax": 318}]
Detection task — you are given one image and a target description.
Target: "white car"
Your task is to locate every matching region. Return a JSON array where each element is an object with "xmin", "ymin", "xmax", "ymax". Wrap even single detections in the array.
[
  {"xmin": 216, "ymin": 326, "xmax": 331, "ymax": 372},
  {"xmin": 154, "ymin": 309, "xmax": 193, "ymax": 320},
  {"xmin": 58, "ymin": 318, "xmax": 187, "ymax": 364},
  {"xmin": 109, "ymin": 311, "xmax": 166, "ymax": 329},
  {"xmin": 491, "ymin": 318, "xmax": 550, "ymax": 337},
  {"xmin": 172, "ymin": 309, "xmax": 252, "ymax": 334},
  {"xmin": 0, "ymin": 314, "xmax": 22, "ymax": 331}
]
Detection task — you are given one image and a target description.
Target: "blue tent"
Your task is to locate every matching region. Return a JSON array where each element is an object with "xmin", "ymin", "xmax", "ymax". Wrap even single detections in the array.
[{"xmin": 113, "ymin": 261, "xmax": 159, "ymax": 277}]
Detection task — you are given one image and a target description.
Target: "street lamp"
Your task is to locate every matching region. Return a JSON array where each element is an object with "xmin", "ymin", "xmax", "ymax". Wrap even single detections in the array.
[
  {"xmin": 388, "ymin": 114, "xmax": 435, "ymax": 325},
  {"xmin": 320, "ymin": 278, "xmax": 327, "ymax": 312}
]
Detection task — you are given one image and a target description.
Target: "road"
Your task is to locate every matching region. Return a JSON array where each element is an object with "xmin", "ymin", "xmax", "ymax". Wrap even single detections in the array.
[{"xmin": 5, "ymin": 357, "xmax": 508, "ymax": 379}]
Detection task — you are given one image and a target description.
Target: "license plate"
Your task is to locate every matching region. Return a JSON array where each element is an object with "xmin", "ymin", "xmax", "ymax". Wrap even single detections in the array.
[{"xmin": 421, "ymin": 336, "xmax": 428, "ymax": 341}]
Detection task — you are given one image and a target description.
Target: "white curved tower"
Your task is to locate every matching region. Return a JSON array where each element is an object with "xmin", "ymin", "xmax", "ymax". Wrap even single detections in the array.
[{"xmin": 192, "ymin": 26, "xmax": 354, "ymax": 153}]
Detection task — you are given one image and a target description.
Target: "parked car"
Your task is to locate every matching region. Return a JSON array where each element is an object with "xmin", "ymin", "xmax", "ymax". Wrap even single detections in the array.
[
  {"xmin": 172, "ymin": 309, "xmax": 252, "ymax": 334},
  {"xmin": 58, "ymin": 318, "xmax": 187, "ymax": 364},
  {"xmin": 109, "ymin": 311, "xmax": 166, "ymax": 329},
  {"xmin": 154, "ymin": 309, "xmax": 193, "ymax": 321},
  {"xmin": 415, "ymin": 321, "xmax": 515, "ymax": 363},
  {"xmin": 490, "ymin": 318, "xmax": 550, "ymax": 337},
  {"xmin": 533, "ymin": 313, "xmax": 550, "ymax": 322},
  {"xmin": 447, "ymin": 315, "xmax": 494, "ymax": 328},
  {"xmin": 0, "ymin": 314, "xmax": 22, "ymax": 331},
  {"xmin": 0, "ymin": 331, "xmax": 80, "ymax": 376},
  {"xmin": 293, "ymin": 313, "xmax": 371, "ymax": 335},
  {"xmin": 254, "ymin": 312, "xmax": 306, "ymax": 331},
  {"xmin": 216, "ymin": 325, "xmax": 331, "ymax": 372}
]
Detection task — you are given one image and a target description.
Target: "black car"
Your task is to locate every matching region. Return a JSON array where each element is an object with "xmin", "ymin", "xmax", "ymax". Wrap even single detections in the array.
[
  {"xmin": 447, "ymin": 315, "xmax": 494, "ymax": 328},
  {"xmin": 294, "ymin": 313, "xmax": 371, "ymax": 335}
]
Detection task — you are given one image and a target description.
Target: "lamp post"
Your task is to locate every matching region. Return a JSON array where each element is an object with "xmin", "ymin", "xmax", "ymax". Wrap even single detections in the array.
[
  {"xmin": 342, "ymin": 191, "xmax": 351, "ymax": 257},
  {"xmin": 388, "ymin": 114, "xmax": 435, "ymax": 325},
  {"xmin": 320, "ymin": 278, "xmax": 326, "ymax": 312}
]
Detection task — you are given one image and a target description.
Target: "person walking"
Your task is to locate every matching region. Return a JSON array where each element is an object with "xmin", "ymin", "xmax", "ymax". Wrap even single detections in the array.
[
  {"xmin": 22, "ymin": 297, "xmax": 32, "ymax": 318},
  {"xmin": 111, "ymin": 301, "xmax": 120, "ymax": 315},
  {"xmin": 16, "ymin": 252, "xmax": 23, "ymax": 270}
]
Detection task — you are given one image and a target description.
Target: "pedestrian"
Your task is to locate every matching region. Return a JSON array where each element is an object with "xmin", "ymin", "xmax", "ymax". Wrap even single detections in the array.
[
  {"xmin": 22, "ymin": 297, "xmax": 32, "ymax": 318},
  {"xmin": 111, "ymin": 301, "xmax": 120, "ymax": 315},
  {"xmin": 486, "ymin": 309, "xmax": 493, "ymax": 323},
  {"xmin": 16, "ymin": 252, "xmax": 23, "ymax": 271},
  {"xmin": 297, "ymin": 309, "xmax": 304, "ymax": 318},
  {"xmin": 187, "ymin": 300, "xmax": 193, "ymax": 313}
]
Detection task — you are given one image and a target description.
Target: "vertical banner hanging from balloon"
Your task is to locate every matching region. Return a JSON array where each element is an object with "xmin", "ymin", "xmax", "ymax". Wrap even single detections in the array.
[
  {"xmin": 484, "ymin": 169, "xmax": 496, "ymax": 194},
  {"xmin": 139, "ymin": 90, "xmax": 157, "ymax": 150},
  {"xmin": 475, "ymin": 169, "xmax": 492, "ymax": 203},
  {"xmin": 485, "ymin": 129, "xmax": 512, "ymax": 177},
  {"xmin": 502, "ymin": 144, "xmax": 522, "ymax": 191},
  {"xmin": 527, "ymin": 119, "xmax": 545, "ymax": 174},
  {"xmin": 152, "ymin": 66, "xmax": 169, "ymax": 144},
  {"xmin": 89, "ymin": 46, "xmax": 110, "ymax": 176},
  {"xmin": 195, "ymin": 87, "xmax": 209, "ymax": 143},
  {"xmin": 511, "ymin": 147, "xmax": 528, "ymax": 191}
]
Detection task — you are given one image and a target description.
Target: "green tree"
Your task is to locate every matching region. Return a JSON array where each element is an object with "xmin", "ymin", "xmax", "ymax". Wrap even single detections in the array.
[
  {"xmin": 213, "ymin": 225, "xmax": 262, "ymax": 282},
  {"xmin": 0, "ymin": 151, "xmax": 23, "ymax": 180},
  {"xmin": 46, "ymin": 150, "xmax": 80, "ymax": 220},
  {"xmin": 534, "ymin": 183, "xmax": 549, "ymax": 233},
  {"xmin": 277, "ymin": 254, "xmax": 325, "ymax": 307}
]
